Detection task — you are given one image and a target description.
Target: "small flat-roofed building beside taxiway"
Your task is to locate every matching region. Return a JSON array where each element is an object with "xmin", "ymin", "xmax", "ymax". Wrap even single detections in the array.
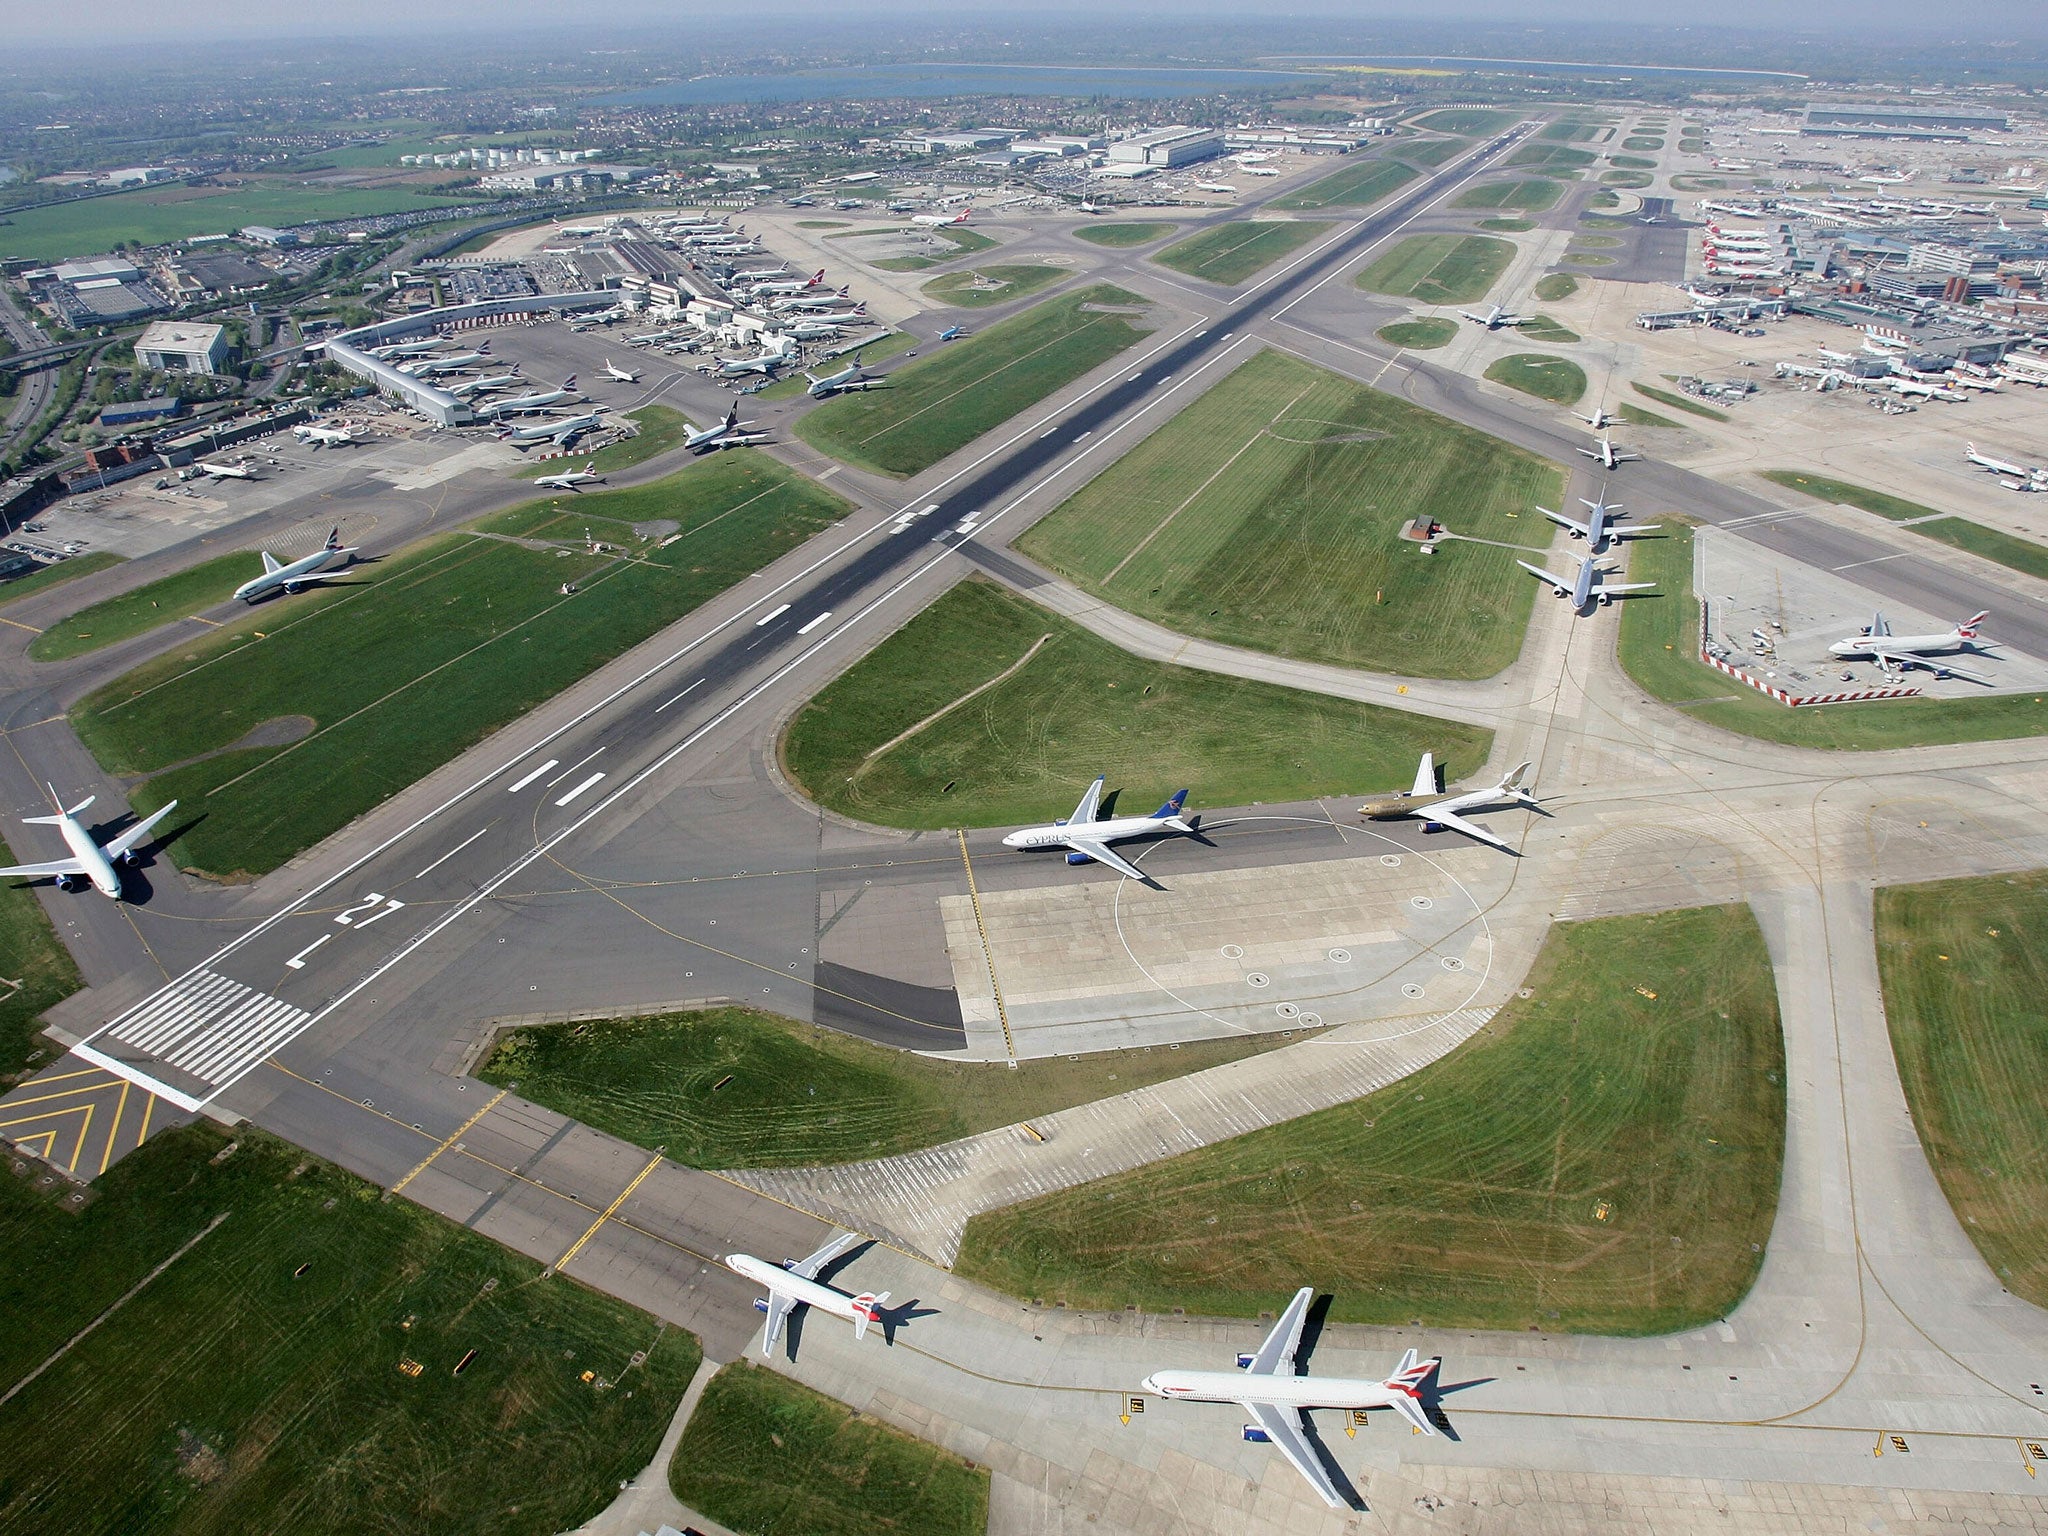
[{"xmin": 134, "ymin": 321, "xmax": 230, "ymax": 375}]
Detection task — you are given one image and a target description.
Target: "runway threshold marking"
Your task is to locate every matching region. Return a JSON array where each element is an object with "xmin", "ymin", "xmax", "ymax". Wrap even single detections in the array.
[
  {"xmin": 506, "ymin": 759, "xmax": 558, "ymax": 793},
  {"xmin": 548, "ymin": 1149, "xmax": 665, "ymax": 1277},
  {"xmin": 796, "ymin": 611, "xmax": 833, "ymax": 635},
  {"xmin": 554, "ymin": 772, "xmax": 605, "ymax": 808},
  {"xmin": 388, "ymin": 1085, "xmax": 509, "ymax": 1197},
  {"xmin": 956, "ymin": 831, "xmax": 1018, "ymax": 1065}
]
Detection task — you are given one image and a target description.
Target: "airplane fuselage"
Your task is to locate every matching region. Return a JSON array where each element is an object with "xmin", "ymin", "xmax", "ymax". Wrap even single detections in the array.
[
  {"xmin": 53, "ymin": 814, "xmax": 124, "ymax": 898},
  {"xmin": 1356, "ymin": 790, "xmax": 1457, "ymax": 822},
  {"xmin": 1142, "ymin": 1370, "xmax": 1417, "ymax": 1414},
  {"xmin": 1003, "ymin": 813, "xmax": 1174, "ymax": 859},
  {"xmin": 234, "ymin": 544, "xmax": 352, "ymax": 604},
  {"xmin": 724, "ymin": 1253, "xmax": 882, "ymax": 1331}
]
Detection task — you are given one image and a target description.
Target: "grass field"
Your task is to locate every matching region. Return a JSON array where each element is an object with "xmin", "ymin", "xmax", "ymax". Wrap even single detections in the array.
[
  {"xmin": 795, "ymin": 285, "xmax": 1152, "ymax": 477},
  {"xmin": 1072, "ymin": 221, "xmax": 1177, "ymax": 248},
  {"xmin": 1876, "ymin": 873, "xmax": 2048, "ymax": 1307},
  {"xmin": 31, "ymin": 552, "xmax": 264, "ymax": 663},
  {"xmin": 1539, "ymin": 120, "xmax": 1602, "ymax": 142},
  {"xmin": 797, "ymin": 219, "xmax": 851, "ymax": 229},
  {"xmin": 1356, "ymin": 233, "xmax": 1516, "ymax": 307},
  {"xmin": 1759, "ymin": 470, "xmax": 1930, "ymax": 521},
  {"xmin": 1533, "ymin": 272, "xmax": 1579, "ymax": 301},
  {"xmin": 479, "ymin": 1005, "xmax": 1319, "ymax": 1166},
  {"xmin": 1486, "ymin": 353, "xmax": 1587, "ymax": 404},
  {"xmin": 671, "ymin": 1362, "xmax": 987, "ymax": 1536},
  {"xmin": 0, "ymin": 832, "xmax": 82, "ymax": 1081},
  {"xmin": 1635, "ymin": 381, "xmax": 1726, "ymax": 422},
  {"xmin": 0, "ymin": 1124, "xmax": 700, "ymax": 1536},
  {"xmin": 921, "ymin": 263, "xmax": 1066, "ymax": 308},
  {"xmin": 1376, "ymin": 317, "xmax": 1458, "ymax": 350},
  {"xmin": 1014, "ymin": 349, "xmax": 1558, "ymax": 679},
  {"xmin": 1153, "ymin": 221, "xmax": 1331, "ymax": 284},
  {"xmin": 1760, "ymin": 471, "xmax": 2048, "ymax": 581},
  {"xmin": 1401, "ymin": 137, "xmax": 1468, "ymax": 168},
  {"xmin": 513, "ymin": 405, "xmax": 693, "ymax": 478},
  {"xmin": 1602, "ymin": 171, "xmax": 1655, "ymax": 189},
  {"xmin": 1518, "ymin": 314, "xmax": 1580, "ymax": 343},
  {"xmin": 782, "ymin": 577, "xmax": 1492, "ymax": 829},
  {"xmin": 1478, "ymin": 218, "xmax": 1535, "ymax": 233},
  {"xmin": 73, "ymin": 456, "xmax": 850, "ymax": 880},
  {"xmin": 1616, "ymin": 522, "xmax": 2048, "ymax": 749},
  {"xmin": 1416, "ymin": 109, "xmax": 1516, "ymax": 135},
  {"xmin": 1611, "ymin": 154, "xmax": 1659, "ymax": 169},
  {"xmin": 957, "ymin": 905, "xmax": 1785, "ymax": 1333},
  {"xmin": 0, "ymin": 179, "xmax": 475, "ymax": 263},
  {"xmin": 1507, "ymin": 144, "xmax": 1597, "ymax": 172},
  {"xmin": 1618, "ymin": 401, "xmax": 1681, "ymax": 429},
  {"xmin": 1622, "ymin": 136, "xmax": 1665, "ymax": 151},
  {"xmin": 1271, "ymin": 159, "xmax": 1418, "ymax": 212},
  {"xmin": 1451, "ymin": 177, "xmax": 1562, "ymax": 212},
  {"xmin": 0, "ymin": 552, "xmax": 122, "ymax": 616}
]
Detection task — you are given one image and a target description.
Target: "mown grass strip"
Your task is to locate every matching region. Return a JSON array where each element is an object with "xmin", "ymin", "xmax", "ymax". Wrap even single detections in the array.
[
  {"xmin": 1485, "ymin": 352, "xmax": 1586, "ymax": 405},
  {"xmin": 0, "ymin": 551, "xmax": 123, "ymax": 617},
  {"xmin": 31, "ymin": 552, "xmax": 271, "ymax": 663},
  {"xmin": 1153, "ymin": 221, "xmax": 1330, "ymax": 285},
  {"xmin": 1634, "ymin": 381, "xmax": 1727, "ymax": 422},
  {"xmin": 1357, "ymin": 233, "xmax": 1516, "ymax": 307},
  {"xmin": 1272, "ymin": 159, "xmax": 1417, "ymax": 212},
  {"xmin": 1072, "ymin": 221, "xmax": 1177, "ymax": 248}
]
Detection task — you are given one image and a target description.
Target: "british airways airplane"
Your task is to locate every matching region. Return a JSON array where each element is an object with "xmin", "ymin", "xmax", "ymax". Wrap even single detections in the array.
[
  {"xmin": 725, "ymin": 1233, "xmax": 888, "ymax": 1357},
  {"xmin": 1001, "ymin": 776, "xmax": 1195, "ymax": 882}
]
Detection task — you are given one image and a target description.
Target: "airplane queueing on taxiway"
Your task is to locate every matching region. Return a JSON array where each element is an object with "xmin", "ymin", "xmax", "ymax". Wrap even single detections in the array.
[
  {"xmin": 1357, "ymin": 753, "xmax": 1538, "ymax": 854},
  {"xmin": 1829, "ymin": 610, "xmax": 1996, "ymax": 681},
  {"xmin": 1576, "ymin": 404, "xmax": 1618, "ymax": 430},
  {"xmin": 233, "ymin": 526, "xmax": 357, "ymax": 603},
  {"xmin": 725, "ymin": 1233, "xmax": 888, "ymax": 1355},
  {"xmin": 1578, "ymin": 434, "xmax": 1640, "ymax": 470},
  {"xmin": 804, "ymin": 361, "xmax": 868, "ymax": 398},
  {"xmin": 532, "ymin": 460, "xmax": 606, "ymax": 492},
  {"xmin": 293, "ymin": 423, "xmax": 358, "ymax": 448},
  {"xmin": 1541, "ymin": 489, "xmax": 1657, "ymax": 552},
  {"xmin": 0, "ymin": 785, "xmax": 179, "ymax": 900},
  {"xmin": 1518, "ymin": 549, "xmax": 1656, "ymax": 613},
  {"xmin": 683, "ymin": 405, "xmax": 768, "ymax": 453},
  {"xmin": 1142, "ymin": 1286, "xmax": 1444, "ymax": 1510},
  {"xmin": 937, "ymin": 325, "xmax": 964, "ymax": 342},
  {"xmin": 1001, "ymin": 776, "xmax": 1196, "ymax": 883},
  {"xmin": 1458, "ymin": 303, "xmax": 1521, "ymax": 330},
  {"xmin": 602, "ymin": 359, "xmax": 642, "ymax": 383},
  {"xmin": 195, "ymin": 457, "xmax": 258, "ymax": 480}
]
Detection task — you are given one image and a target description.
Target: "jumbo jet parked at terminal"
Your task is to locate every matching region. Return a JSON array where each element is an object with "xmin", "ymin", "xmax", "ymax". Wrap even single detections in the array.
[
  {"xmin": 400, "ymin": 343, "xmax": 491, "ymax": 376},
  {"xmin": 368, "ymin": 337, "xmax": 446, "ymax": 360},
  {"xmin": 293, "ymin": 424, "xmax": 357, "ymax": 447},
  {"xmin": 726, "ymin": 1233, "xmax": 888, "ymax": 1356},
  {"xmin": 196, "ymin": 457, "xmax": 258, "ymax": 480},
  {"xmin": 0, "ymin": 786, "xmax": 180, "ymax": 901},
  {"xmin": 532, "ymin": 460, "xmax": 606, "ymax": 492},
  {"xmin": 1579, "ymin": 435, "xmax": 1640, "ymax": 471},
  {"xmin": 233, "ymin": 527, "xmax": 355, "ymax": 603},
  {"xmin": 1142, "ymin": 1287, "xmax": 1443, "ymax": 1510},
  {"xmin": 1542, "ymin": 490, "xmax": 1655, "ymax": 551},
  {"xmin": 719, "ymin": 351, "xmax": 785, "ymax": 377},
  {"xmin": 1357, "ymin": 754, "xmax": 1538, "ymax": 854},
  {"xmin": 1829, "ymin": 610, "xmax": 1995, "ymax": 681},
  {"xmin": 1519, "ymin": 550, "xmax": 1656, "ymax": 612},
  {"xmin": 449, "ymin": 367, "xmax": 524, "ymax": 398},
  {"xmin": 749, "ymin": 270, "xmax": 826, "ymax": 297},
  {"xmin": 1001, "ymin": 776, "xmax": 1195, "ymax": 884},
  {"xmin": 602, "ymin": 359, "xmax": 642, "ymax": 383}
]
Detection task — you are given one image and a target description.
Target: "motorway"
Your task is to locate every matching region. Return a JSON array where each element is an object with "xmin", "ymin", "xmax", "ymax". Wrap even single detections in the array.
[{"xmin": 5, "ymin": 121, "xmax": 2048, "ymax": 1528}]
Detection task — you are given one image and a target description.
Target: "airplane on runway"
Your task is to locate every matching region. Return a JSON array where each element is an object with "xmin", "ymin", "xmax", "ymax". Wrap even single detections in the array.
[
  {"xmin": 602, "ymin": 359, "xmax": 642, "ymax": 383},
  {"xmin": 1001, "ymin": 776, "xmax": 1195, "ymax": 883},
  {"xmin": 1142, "ymin": 1286, "xmax": 1443, "ymax": 1510},
  {"xmin": 478, "ymin": 377, "xmax": 579, "ymax": 418},
  {"xmin": 0, "ymin": 786, "xmax": 180, "ymax": 900},
  {"xmin": 233, "ymin": 526, "xmax": 356, "ymax": 603},
  {"xmin": 501, "ymin": 408, "xmax": 608, "ymax": 447},
  {"xmin": 1357, "ymin": 754, "xmax": 1537, "ymax": 853},
  {"xmin": 1542, "ymin": 490, "xmax": 1656, "ymax": 551},
  {"xmin": 912, "ymin": 207, "xmax": 971, "ymax": 228},
  {"xmin": 804, "ymin": 361, "xmax": 868, "ymax": 397},
  {"xmin": 1828, "ymin": 610, "xmax": 1995, "ymax": 681},
  {"xmin": 1518, "ymin": 550, "xmax": 1656, "ymax": 612},
  {"xmin": 684, "ymin": 405, "xmax": 768, "ymax": 453},
  {"xmin": 726, "ymin": 1233, "xmax": 888, "ymax": 1355},
  {"xmin": 532, "ymin": 460, "xmax": 606, "ymax": 492},
  {"xmin": 293, "ymin": 423, "xmax": 357, "ymax": 448},
  {"xmin": 448, "ymin": 366, "xmax": 525, "ymax": 398},
  {"xmin": 1459, "ymin": 304, "xmax": 1521, "ymax": 330},
  {"xmin": 1578, "ymin": 435, "xmax": 1640, "ymax": 470},
  {"xmin": 195, "ymin": 457, "xmax": 258, "ymax": 480},
  {"xmin": 937, "ymin": 325, "xmax": 964, "ymax": 342}
]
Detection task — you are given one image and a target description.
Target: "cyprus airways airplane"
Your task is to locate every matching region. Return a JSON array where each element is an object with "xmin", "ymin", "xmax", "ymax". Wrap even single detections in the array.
[
  {"xmin": 1001, "ymin": 775, "xmax": 1194, "ymax": 883},
  {"xmin": 233, "ymin": 527, "xmax": 356, "ymax": 603},
  {"xmin": 1143, "ymin": 1287, "xmax": 1443, "ymax": 1510},
  {"xmin": 0, "ymin": 785, "xmax": 179, "ymax": 900},
  {"xmin": 725, "ymin": 1233, "xmax": 889, "ymax": 1356}
]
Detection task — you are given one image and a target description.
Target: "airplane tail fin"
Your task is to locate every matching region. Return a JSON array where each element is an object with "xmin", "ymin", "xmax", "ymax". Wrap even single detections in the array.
[
  {"xmin": 1498, "ymin": 761, "xmax": 1536, "ymax": 803},
  {"xmin": 261, "ymin": 552, "xmax": 284, "ymax": 575},
  {"xmin": 477, "ymin": 341, "xmax": 490, "ymax": 354},
  {"xmin": 1958, "ymin": 610, "xmax": 1990, "ymax": 638},
  {"xmin": 27, "ymin": 782, "xmax": 93, "ymax": 824},
  {"xmin": 852, "ymin": 1292, "xmax": 889, "ymax": 1341},
  {"xmin": 725, "ymin": 404, "xmax": 740, "ymax": 429},
  {"xmin": 562, "ymin": 375, "xmax": 575, "ymax": 390},
  {"xmin": 1151, "ymin": 789, "xmax": 1189, "ymax": 821},
  {"xmin": 324, "ymin": 527, "xmax": 343, "ymax": 552},
  {"xmin": 1384, "ymin": 1352, "xmax": 1441, "ymax": 1436}
]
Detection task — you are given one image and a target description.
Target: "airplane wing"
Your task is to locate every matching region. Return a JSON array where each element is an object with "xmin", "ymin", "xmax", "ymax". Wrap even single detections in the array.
[
  {"xmin": 1598, "ymin": 582, "xmax": 1658, "ymax": 598},
  {"xmin": 760, "ymin": 1290, "xmax": 798, "ymax": 1351},
  {"xmin": 1063, "ymin": 838, "xmax": 1148, "ymax": 883},
  {"xmin": 790, "ymin": 1230, "xmax": 861, "ymax": 1280},
  {"xmin": 1420, "ymin": 806, "xmax": 1512, "ymax": 853},
  {"xmin": 1245, "ymin": 1286, "xmax": 1315, "ymax": 1375},
  {"xmin": 1240, "ymin": 1400, "xmax": 1345, "ymax": 1510},
  {"xmin": 1069, "ymin": 775, "xmax": 1104, "ymax": 827},
  {"xmin": 0, "ymin": 856, "xmax": 91, "ymax": 881},
  {"xmin": 1517, "ymin": 560, "xmax": 1571, "ymax": 595},
  {"xmin": 1867, "ymin": 648, "xmax": 1991, "ymax": 683},
  {"xmin": 103, "ymin": 800, "xmax": 179, "ymax": 861},
  {"xmin": 1542, "ymin": 507, "xmax": 1590, "ymax": 538},
  {"xmin": 1409, "ymin": 753, "xmax": 1436, "ymax": 800}
]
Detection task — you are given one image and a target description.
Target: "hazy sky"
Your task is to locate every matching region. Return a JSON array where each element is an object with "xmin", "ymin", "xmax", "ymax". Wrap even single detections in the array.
[{"xmin": 6, "ymin": 0, "xmax": 2047, "ymax": 46}]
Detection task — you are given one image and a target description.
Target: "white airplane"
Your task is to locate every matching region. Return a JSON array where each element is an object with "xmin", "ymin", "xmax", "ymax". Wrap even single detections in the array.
[
  {"xmin": 1576, "ymin": 405, "xmax": 1618, "ymax": 430},
  {"xmin": 1578, "ymin": 435, "xmax": 1640, "ymax": 471},
  {"xmin": 749, "ymin": 269, "xmax": 826, "ymax": 297},
  {"xmin": 726, "ymin": 1232, "xmax": 888, "ymax": 1355},
  {"xmin": 480, "ymin": 377, "xmax": 579, "ymax": 417},
  {"xmin": 1459, "ymin": 304, "xmax": 1521, "ymax": 330},
  {"xmin": 1541, "ymin": 490, "xmax": 1656, "ymax": 551},
  {"xmin": 804, "ymin": 361, "xmax": 866, "ymax": 397},
  {"xmin": 501, "ymin": 409, "xmax": 607, "ymax": 447},
  {"xmin": 195, "ymin": 457, "xmax": 257, "ymax": 480},
  {"xmin": 554, "ymin": 221, "xmax": 608, "ymax": 237},
  {"xmin": 625, "ymin": 330, "xmax": 677, "ymax": 347},
  {"xmin": 0, "ymin": 785, "xmax": 180, "ymax": 900},
  {"xmin": 293, "ymin": 423, "xmax": 357, "ymax": 448},
  {"xmin": 1000, "ymin": 777, "xmax": 1193, "ymax": 884},
  {"xmin": 733, "ymin": 266, "xmax": 789, "ymax": 283},
  {"xmin": 1518, "ymin": 550, "xmax": 1656, "ymax": 612},
  {"xmin": 402, "ymin": 344, "xmax": 492, "ymax": 376},
  {"xmin": 602, "ymin": 359, "xmax": 642, "ymax": 383},
  {"xmin": 911, "ymin": 207, "xmax": 971, "ymax": 228},
  {"xmin": 368, "ymin": 336, "xmax": 445, "ymax": 360},
  {"xmin": 777, "ymin": 287, "xmax": 859, "ymax": 313},
  {"xmin": 1242, "ymin": 165, "xmax": 1281, "ymax": 177},
  {"xmin": 1829, "ymin": 610, "xmax": 1995, "ymax": 681},
  {"xmin": 448, "ymin": 367, "xmax": 525, "ymax": 398},
  {"xmin": 1357, "ymin": 755, "xmax": 1537, "ymax": 854},
  {"xmin": 233, "ymin": 526, "xmax": 356, "ymax": 603},
  {"xmin": 1965, "ymin": 442, "xmax": 2045, "ymax": 484},
  {"xmin": 1142, "ymin": 1287, "xmax": 1442, "ymax": 1510},
  {"xmin": 718, "ymin": 351, "xmax": 784, "ymax": 377},
  {"xmin": 684, "ymin": 405, "xmax": 767, "ymax": 453},
  {"xmin": 1196, "ymin": 181, "xmax": 1238, "ymax": 194},
  {"xmin": 803, "ymin": 306, "xmax": 868, "ymax": 328},
  {"xmin": 532, "ymin": 460, "xmax": 606, "ymax": 492},
  {"xmin": 785, "ymin": 321, "xmax": 844, "ymax": 342}
]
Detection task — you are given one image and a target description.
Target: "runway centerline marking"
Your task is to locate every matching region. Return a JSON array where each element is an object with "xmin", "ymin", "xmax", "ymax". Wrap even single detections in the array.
[
  {"xmin": 546, "ymin": 746, "xmax": 605, "ymax": 787},
  {"xmin": 655, "ymin": 679, "xmax": 704, "ymax": 713},
  {"xmin": 414, "ymin": 824, "xmax": 491, "ymax": 881},
  {"xmin": 285, "ymin": 934, "xmax": 331, "ymax": 970}
]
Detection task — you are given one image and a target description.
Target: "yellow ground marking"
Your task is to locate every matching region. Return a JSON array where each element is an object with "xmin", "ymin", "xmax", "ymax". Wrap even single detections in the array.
[
  {"xmin": 0, "ymin": 1075, "xmax": 115, "ymax": 1109},
  {"xmin": 187, "ymin": 614, "xmax": 223, "ymax": 627},
  {"xmin": 389, "ymin": 1086, "xmax": 507, "ymax": 1196},
  {"xmin": 0, "ymin": 615, "xmax": 42, "ymax": 634},
  {"xmin": 548, "ymin": 1150, "xmax": 665, "ymax": 1277},
  {"xmin": 0, "ymin": 1096, "xmax": 97, "ymax": 1131},
  {"xmin": 65, "ymin": 1101, "xmax": 94, "ymax": 1171},
  {"xmin": 134, "ymin": 1089, "xmax": 154, "ymax": 1146},
  {"xmin": 5, "ymin": 1064, "xmax": 106, "ymax": 1090},
  {"xmin": 11, "ymin": 1129, "xmax": 57, "ymax": 1159},
  {"xmin": 99, "ymin": 1079, "xmax": 132, "ymax": 1176},
  {"xmin": 956, "ymin": 830, "xmax": 1017, "ymax": 1063}
]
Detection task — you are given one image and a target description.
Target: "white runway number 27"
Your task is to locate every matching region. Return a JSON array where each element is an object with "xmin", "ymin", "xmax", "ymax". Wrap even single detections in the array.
[{"xmin": 336, "ymin": 892, "xmax": 406, "ymax": 929}]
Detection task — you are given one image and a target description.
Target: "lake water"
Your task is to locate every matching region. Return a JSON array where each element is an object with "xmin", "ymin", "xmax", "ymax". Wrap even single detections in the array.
[{"xmin": 599, "ymin": 63, "xmax": 1326, "ymax": 108}]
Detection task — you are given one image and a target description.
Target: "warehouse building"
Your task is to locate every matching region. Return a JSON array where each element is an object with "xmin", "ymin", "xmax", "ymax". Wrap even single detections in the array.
[
  {"xmin": 134, "ymin": 321, "xmax": 230, "ymax": 375},
  {"xmin": 1108, "ymin": 126, "xmax": 1225, "ymax": 168}
]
